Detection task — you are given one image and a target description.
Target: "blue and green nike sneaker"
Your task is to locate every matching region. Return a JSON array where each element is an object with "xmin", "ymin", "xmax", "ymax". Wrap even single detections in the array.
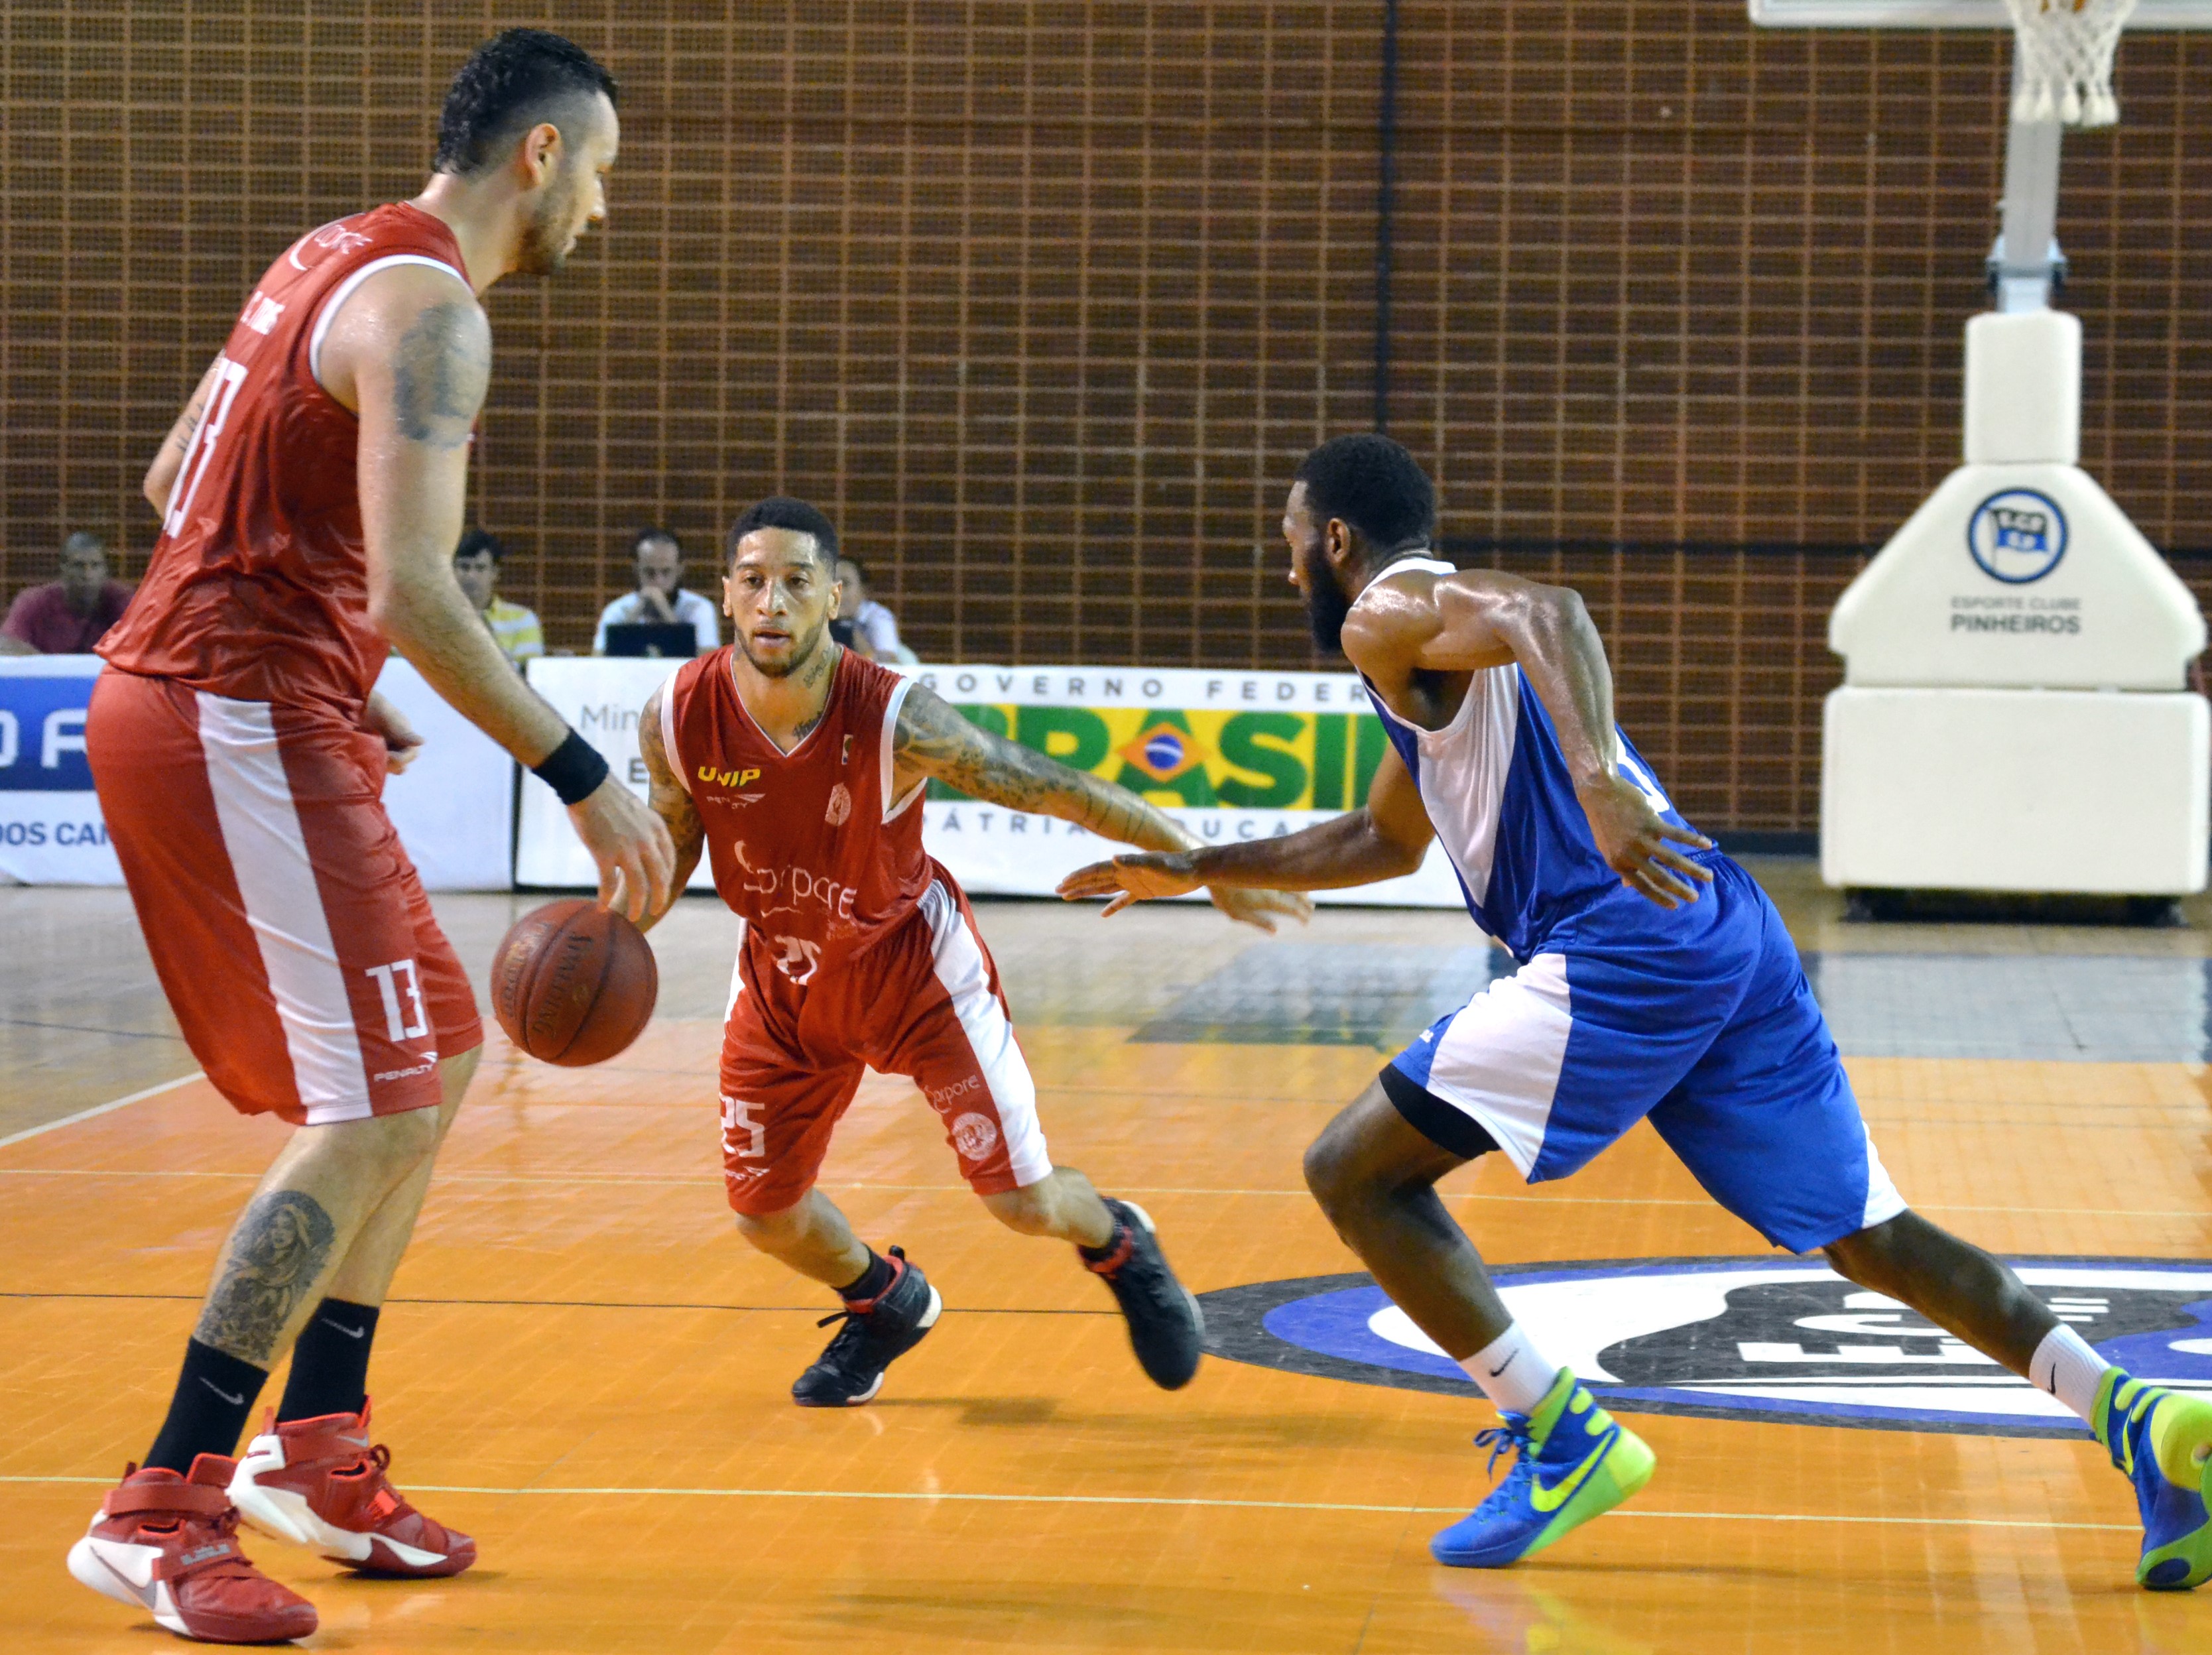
[
  {"xmin": 1430, "ymin": 1368, "xmax": 1656, "ymax": 1568},
  {"xmin": 2094, "ymin": 1369, "xmax": 2212, "ymax": 1591}
]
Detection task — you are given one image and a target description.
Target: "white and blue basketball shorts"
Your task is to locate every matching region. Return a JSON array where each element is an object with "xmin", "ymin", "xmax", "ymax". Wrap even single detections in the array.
[{"xmin": 1382, "ymin": 858, "xmax": 1905, "ymax": 1254}]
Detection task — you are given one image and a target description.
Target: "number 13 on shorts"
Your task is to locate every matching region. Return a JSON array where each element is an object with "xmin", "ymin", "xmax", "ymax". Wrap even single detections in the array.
[{"xmin": 365, "ymin": 959, "xmax": 429, "ymax": 1042}]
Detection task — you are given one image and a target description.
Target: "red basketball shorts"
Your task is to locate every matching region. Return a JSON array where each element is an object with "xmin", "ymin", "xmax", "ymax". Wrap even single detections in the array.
[
  {"xmin": 87, "ymin": 670, "xmax": 482, "ymax": 1126},
  {"xmin": 717, "ymin": 878, "xmax": 1052, "ymax": 1215}
]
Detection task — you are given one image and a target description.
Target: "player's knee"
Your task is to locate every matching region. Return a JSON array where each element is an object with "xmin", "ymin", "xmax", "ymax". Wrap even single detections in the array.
[
  {"xmin": 731, "ymin": 1202, "xmax": 807, "ymax": 1251},
  {"xmin": 1824, "ymin": 1212, "xmax": 1910, "ymax": 1288},
  {"xmin": 1302, "ymin": 1126, "xmax": 1367, "ymax": 1218},
  {"xmin": 980, "ymin": 1183, "xmax": 1057, "ymax": 1236},
  {"xmin": 332, "ymin": 1103, "xmax": 441, "ymax": 1176}
]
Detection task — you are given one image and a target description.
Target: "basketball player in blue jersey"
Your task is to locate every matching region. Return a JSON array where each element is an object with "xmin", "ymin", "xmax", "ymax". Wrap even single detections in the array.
[{"xmin": 1061, "ymin": 433, "xmax": 2212, "ymax": 1591}]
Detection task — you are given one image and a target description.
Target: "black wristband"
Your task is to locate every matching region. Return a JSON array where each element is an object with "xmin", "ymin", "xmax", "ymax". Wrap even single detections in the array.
[{"xmin": 532, "ymin": 729, "xmax": 609, "ymax": 806}]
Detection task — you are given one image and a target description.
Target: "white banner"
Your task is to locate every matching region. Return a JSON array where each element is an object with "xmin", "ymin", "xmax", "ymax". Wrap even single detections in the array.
[
  {"xmin": 515, "ymin": 656, "xmax": 712, "ymax": 891},
  {"xmin": 0, "ymin": 656, "xmax": 514, "ymax": 890},
  {"xmin": 515, "ymin": 657, "xmax": 1462, "ymax": 907}
]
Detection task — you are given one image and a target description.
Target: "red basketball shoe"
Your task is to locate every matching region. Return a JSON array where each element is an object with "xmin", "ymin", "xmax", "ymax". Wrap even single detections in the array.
[
  {"xmin": 68, "ymin": 1456, "xmax": 318, "ymax": 1643},
  {"xmin": 227, "ymin": 1402, "xmax": 475, "ymax": 1577}
]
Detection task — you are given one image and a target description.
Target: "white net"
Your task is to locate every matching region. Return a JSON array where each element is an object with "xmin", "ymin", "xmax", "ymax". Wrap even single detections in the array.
[{"xmin": 2005, "ymin": 0, "xmax": 2140, "ymax": 126}]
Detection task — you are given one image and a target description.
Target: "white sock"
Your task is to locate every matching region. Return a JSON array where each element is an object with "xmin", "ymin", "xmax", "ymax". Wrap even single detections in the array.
[
  {"xmin": 2030, "ymin": 1323, "xmax": 2113, "ymax": 1424},
  {"xmin": 1460, "ymin": 1322, "xmax": 1560, "ymax": 1416}
]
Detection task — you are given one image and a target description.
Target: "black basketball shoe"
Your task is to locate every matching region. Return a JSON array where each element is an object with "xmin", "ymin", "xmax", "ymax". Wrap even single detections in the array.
[
  {"xmin": 792, "ymin": 1247, "xmax": 943, "ymax": 1407},
  {"xmin": 1081, "ymin": 1199, "xmax": 1205, "ymax": 1390}
]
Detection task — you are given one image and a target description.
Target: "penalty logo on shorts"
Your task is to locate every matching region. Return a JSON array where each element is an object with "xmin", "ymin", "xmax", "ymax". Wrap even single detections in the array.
[{"xmin": 1199, "ymin": 1258, "xmax": 2212, "ymax": 1437}]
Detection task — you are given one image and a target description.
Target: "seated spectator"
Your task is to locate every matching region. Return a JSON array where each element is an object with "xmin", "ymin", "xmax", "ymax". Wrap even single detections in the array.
[
  {"xmin": 0, "ymin": 531, "xmax": 135, "ymax": 656},
  {"xmin": 593, "ymin": 526, "xmax": 719, "ymax": 654},
  {"xmin": 829, "ymin": 561, "xmax": 877, "ymax": 660},
  {"xmin": 453, "ymin": 526, "xmax": 544, "ymax": 670},
  {"xmin": 837, "ymin": 558, "xmax": 918, "ymax": 664}
]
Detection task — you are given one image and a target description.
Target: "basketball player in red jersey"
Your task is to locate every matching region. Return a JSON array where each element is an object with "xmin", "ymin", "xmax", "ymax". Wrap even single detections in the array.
[
  {"xmin": 70, "ymin": 32, "xmax": 673, "ymax": 1644},
  {"xmin": 639, "ymin": 498, "xmax": 1310, "ymax": 1406}
]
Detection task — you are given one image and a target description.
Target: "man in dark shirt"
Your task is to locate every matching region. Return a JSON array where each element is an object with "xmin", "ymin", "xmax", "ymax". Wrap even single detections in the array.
[{"xmin": 0, "ymin": 531, "xmax": 134, "ymax": 655}]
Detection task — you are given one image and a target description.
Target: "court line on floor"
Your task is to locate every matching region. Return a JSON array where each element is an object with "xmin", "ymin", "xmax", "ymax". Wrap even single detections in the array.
[
  {"xmin": 0, "ymin": 1290, "xmax": 1115, "ymax": 1315},
  {"xmin": 0, "ymin": 1073, "xmax": 204, "ymax": 1151},
  {"xmin": 0, "ymin": 1166, "xmax": 2197, "ymax": 1221},
  {"xmin": 0, "ymin": 1473, "xmax": 2135, "ymax": 1530},
  {"xmin": 0, "ymin": 1016, "xmax": 192, "ymax": 1043}
]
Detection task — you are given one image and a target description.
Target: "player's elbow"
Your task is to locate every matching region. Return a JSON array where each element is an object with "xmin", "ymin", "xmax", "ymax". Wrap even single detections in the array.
[
  {"xmin": 1518, "ymin": 580, "xmax": 1588, "ymax": 640},
  {"xmin": 365, "ymin": 584, "xmax": 408, "ymax": 644},
  {"xmin": 366, "ymin": 570, "xmax": 432, "ymax": 649},
  {"xmin": 1384, "ymin": 838, "xmax": 1429, "ymax": 880},
  {"xmin": 1366, "ymin": 820, "xmax": 1431, "ymax": 881}
]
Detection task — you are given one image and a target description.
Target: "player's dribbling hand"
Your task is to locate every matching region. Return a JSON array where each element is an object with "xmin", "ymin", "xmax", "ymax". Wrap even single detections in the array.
[
  {"xmin": 1575, "ymin": 771, "xmax": 1714, "ymax": 910},
  {"xmin": 569, "ymin": 776, "xmax": 676, "ymax": 924},
  {"xmin": 1056, "ymin": 851, "xmax": 1203, "ymax": 916},
  {"xmin": 1208, "ymin": 885, "xmax": 1314, "ymax": 934}
]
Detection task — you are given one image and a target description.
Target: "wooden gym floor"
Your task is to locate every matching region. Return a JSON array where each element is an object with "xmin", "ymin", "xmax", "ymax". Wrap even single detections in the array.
[{"xmin": 4, "ymin": 861, "xmax": 2210, "ymax": 1653}]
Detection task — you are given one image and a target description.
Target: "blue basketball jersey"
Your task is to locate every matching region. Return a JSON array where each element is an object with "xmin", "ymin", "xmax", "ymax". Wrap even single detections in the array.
[{"xmin": 1357, "ymin": 558, "xmax": 1709, "ymax": 961}]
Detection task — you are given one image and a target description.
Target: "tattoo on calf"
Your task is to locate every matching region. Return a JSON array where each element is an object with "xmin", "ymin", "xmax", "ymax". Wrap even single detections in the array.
[{"xmin": 192, "ymin": 1190, "xmax": 338, "ymax": 1365}]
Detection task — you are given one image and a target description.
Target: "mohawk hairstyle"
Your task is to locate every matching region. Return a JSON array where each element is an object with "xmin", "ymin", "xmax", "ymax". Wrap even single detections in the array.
[{"xmin": 433, "ymin": 29, "xmax": 618, "ymax": 178}]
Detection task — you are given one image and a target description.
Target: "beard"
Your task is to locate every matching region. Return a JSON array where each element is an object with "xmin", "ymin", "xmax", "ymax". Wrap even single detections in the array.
[
  {"xmin": 737, "ymin": 618, "xmax": 826, "ymax": 680},
  {"xmin": 513, "ymin": 169, "xmax": 581, "ymax": 276},
  {"xmin": 1302, "ymin": 553, "xmax": 1356, "ymax": 654}
]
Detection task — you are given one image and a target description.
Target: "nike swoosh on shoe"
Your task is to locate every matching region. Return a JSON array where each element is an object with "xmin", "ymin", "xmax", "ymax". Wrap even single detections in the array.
[{"xmin": 1529, "ymin": 1426, "xmax": 1619, "ymax": 1514}]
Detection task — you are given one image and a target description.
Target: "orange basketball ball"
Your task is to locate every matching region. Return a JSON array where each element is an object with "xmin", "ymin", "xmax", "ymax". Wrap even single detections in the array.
[{"xmin": 490, "ymin": 899, "xmax": 658, "ymax": 1066}]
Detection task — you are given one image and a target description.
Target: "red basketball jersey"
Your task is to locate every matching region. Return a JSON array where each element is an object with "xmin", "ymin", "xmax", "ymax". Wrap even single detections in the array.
[
  {"xmin": 99, "ymin": 204, "xmax": 473, "ymax": 719},
  {"xmin": 664, "ymin": 647, "xmax": 935, "ymax": 981}
]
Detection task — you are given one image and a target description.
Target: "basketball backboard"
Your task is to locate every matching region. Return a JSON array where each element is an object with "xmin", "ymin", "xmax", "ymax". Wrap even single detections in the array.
[{"xmin": 1748, "ymin": 0, "xmax": 2211, "ymax": 26}]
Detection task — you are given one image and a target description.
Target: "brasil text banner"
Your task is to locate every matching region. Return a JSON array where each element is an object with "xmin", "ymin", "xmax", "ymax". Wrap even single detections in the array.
[{"xmin": 515, "ymin": 660, "xmax": 1462, "ymax": 907}]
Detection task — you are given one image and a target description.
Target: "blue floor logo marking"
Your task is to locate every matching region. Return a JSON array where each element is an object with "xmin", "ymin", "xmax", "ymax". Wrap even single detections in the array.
[{"xmin": 1198, "ymin": 1258, "xmax": 2212, "ymax": 1437}]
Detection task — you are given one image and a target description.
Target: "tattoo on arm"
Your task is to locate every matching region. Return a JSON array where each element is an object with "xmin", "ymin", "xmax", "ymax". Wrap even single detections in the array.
[
  {"xmin": 893, "ymin": 686, "xmax": 1192, "ymax": 853},
  {"xmin": 192, "ymin": 1190, "xmax": 338, "ymax": 1365},
  {"xmin": 637, "ymin": 688, "xmax": 706, "ymax": 884},
  {"xmin": 390, "ymin": 300, "xmax": 491, "ymax": 450}
]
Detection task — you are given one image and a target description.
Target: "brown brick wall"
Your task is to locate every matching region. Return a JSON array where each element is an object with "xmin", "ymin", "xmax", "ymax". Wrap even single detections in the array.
[{"xmin": 4, "ymin": 1, "xmax": 2206, "ymax": 831}]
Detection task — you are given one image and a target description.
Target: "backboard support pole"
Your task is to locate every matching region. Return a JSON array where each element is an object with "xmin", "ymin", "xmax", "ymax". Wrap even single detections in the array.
[{"xmin": 1993, "ymin": 84, "xmax": 2065, "ymax": 312}]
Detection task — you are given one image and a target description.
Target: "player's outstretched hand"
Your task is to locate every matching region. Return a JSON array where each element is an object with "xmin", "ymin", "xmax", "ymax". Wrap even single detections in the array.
[
  {"xmin": 1208, "ymin": 885, "xmax": 1314, "ymax": 934},
  {"xmin": 1056, "ymin": 851, "xmax": 1203, "ymax": 916},
  {"xmin": 569, "ymin": 776, "xmax": 676, "ymax": 924},
  {"xmin": 1575, "ymin": 770, "xmax": 1713, "ymax": 910}
]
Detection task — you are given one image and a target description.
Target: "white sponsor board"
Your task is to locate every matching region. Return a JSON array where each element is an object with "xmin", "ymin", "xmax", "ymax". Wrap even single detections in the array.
[
  {"xmin": 0, "ymin": 656, "xmax": 513, "ymax": 889},
  {"xmin": 515, "ymin": 657, "xmax": 1463, "ymax": 908}
]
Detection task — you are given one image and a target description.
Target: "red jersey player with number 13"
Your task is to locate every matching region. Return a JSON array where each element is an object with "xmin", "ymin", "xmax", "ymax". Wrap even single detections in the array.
[
  {"xmin": 70, "ymin": 32, "xmax": 673, "ymax": 1644},
  {"xmin": 638, "ymin": 499, "xmax": 1311, "ymax": 1406}
]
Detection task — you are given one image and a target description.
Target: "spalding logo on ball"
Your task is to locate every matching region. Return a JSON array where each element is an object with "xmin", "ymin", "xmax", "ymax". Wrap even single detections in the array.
[{"xmin": 491, "ymin": 898, "xmax": 659, "ymax": 1065}]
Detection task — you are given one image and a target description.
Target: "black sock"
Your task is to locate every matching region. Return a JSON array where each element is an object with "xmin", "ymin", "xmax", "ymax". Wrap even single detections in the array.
[
  {"xmin": 837, "ymin": 1250, "xmax": 894, "ymax": 1303},
  {"xmin": 276, "ymin": 1298, "xmax": 381, "ymax": 1422},
  {"xmin": 145, "ymin": 1339, "xmax": 270, "ymax": 1474}
]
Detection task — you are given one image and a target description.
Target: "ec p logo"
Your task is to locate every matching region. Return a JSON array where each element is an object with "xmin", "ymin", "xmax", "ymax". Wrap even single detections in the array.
[{"xmin": 1967, "ymin": 488, "xmax": 2067, "ymax": 584}]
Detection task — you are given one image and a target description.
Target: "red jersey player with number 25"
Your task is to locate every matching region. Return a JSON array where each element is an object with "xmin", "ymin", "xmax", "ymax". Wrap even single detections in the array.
[
  {"xmin": 638, "ymin": 498, "xmax": 1311, "ymax": 1407},
  {"xmin": 71, "ymin": 32, "xmax": 672, "ymax": 1645}
]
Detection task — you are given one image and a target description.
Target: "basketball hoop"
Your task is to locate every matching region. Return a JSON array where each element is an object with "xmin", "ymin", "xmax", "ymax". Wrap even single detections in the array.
[{"xmin": 2004, "ymin": 0, "xmax": 2139, "ymax": 125}]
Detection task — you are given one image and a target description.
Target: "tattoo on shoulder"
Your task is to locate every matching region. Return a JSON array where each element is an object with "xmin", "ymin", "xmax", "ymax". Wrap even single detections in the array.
[
  {"xmin": 639, "ymin": 691, "xmax": 703, "ymax": 828},
  {"xmin": 192, "ymin": 1190, "xmax": 337, "ymax": 1365},
  {"xmin": 391, "ymin": 300, "xmax": 491, "ymax": 449}
]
